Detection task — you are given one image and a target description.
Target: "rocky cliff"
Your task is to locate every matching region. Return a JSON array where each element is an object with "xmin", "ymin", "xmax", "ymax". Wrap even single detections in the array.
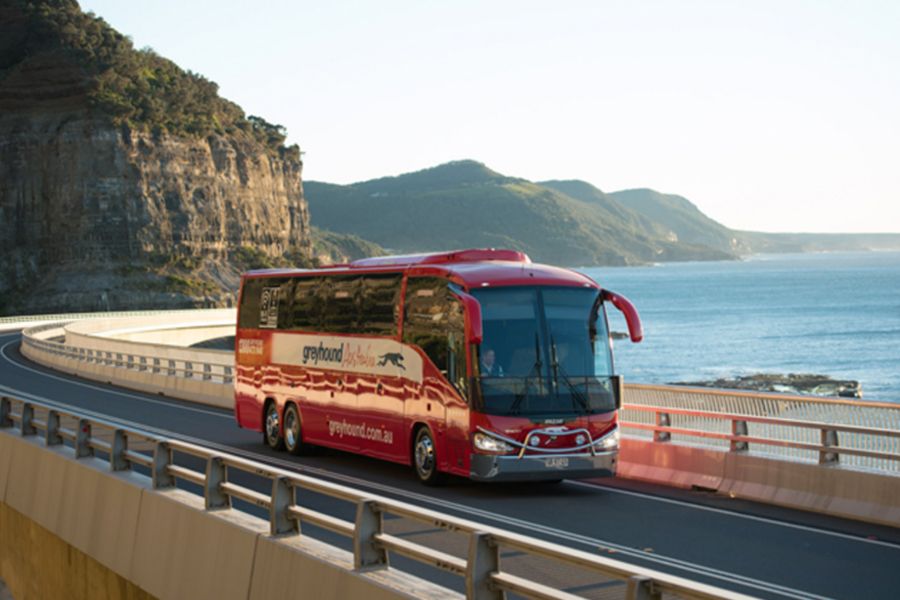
[{"xmin": 0, "ymin": 1, "xmax": 312, "ymax": 314}]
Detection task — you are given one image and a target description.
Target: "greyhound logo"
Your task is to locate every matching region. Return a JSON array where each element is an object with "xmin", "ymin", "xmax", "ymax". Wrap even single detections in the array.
[{"xmin": 378, "ymin": 352, "xmax": 406, "ymax": 370}]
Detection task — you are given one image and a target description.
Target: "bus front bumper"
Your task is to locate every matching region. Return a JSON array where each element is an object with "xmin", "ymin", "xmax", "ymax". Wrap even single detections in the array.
[{"xmin": 469, "ymin": 450, "xmax": 617, "ymax": 482}]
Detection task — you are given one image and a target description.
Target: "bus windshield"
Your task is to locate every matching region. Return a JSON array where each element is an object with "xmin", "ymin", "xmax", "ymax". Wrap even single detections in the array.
[{"xmin": 470, "ymin": 286, "xmax": 616, "ymax": 417}]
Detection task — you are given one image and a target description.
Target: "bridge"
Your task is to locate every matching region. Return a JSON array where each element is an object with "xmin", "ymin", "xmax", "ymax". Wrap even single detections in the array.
[{"xmin": 1, "ymin": 311, "xmax": 898, "ymax": 600}]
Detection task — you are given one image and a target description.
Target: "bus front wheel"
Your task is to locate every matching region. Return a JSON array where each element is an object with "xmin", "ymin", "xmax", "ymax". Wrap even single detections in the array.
[
  {"xmin": 413, "ymin": 427, "xmax": 444, "ymax": 486},
  {"xmin": 264, "ymin": 402, "xmax": 284, "ymax": 451}
]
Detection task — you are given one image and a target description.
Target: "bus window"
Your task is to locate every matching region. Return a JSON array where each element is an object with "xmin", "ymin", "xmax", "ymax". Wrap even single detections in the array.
[
  {"xmin": 290, "ymin": 277, "xmax": 321, "ymax": 331},
  {"xmin": 403, "ymin": 278, "xmax": 466, "ymax": 395},
  {"xmin": 239, "ymin": 277, "xmax": 292, "ymax": 329},
  {"xmin": 359, "ymin": 274, "xmax": 403, "ymax": 335},
  {"xmin": 319, "ymin": 276, "xmax": 360, "ymax": 334}
]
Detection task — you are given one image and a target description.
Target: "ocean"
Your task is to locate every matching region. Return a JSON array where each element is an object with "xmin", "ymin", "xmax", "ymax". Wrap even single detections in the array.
[{"xmin": 580, "ymin": 251, "xmax": 900, "ymax": 402}]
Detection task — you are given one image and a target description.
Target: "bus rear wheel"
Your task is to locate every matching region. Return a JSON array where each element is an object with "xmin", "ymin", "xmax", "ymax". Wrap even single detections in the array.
[
  {"xmin": 283, "ymin": 404, "xmax": 304, "ymax": 456},
  {"xmin": 264, "ymin": 402, "xmax": 284, "ymax": 451},
  {"xmin": 413, "ymin": 427, "xmax": 444, "ymax": 486}
]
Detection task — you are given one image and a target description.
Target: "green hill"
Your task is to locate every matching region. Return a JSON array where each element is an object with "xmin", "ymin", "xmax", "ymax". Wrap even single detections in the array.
[
  {"xmin": 304, "ymin": 160, "xmax": 736, "ymax": 266},
  {"xmin": 607, "ymin": 188, "xmax": 751, "ymax": 255}
]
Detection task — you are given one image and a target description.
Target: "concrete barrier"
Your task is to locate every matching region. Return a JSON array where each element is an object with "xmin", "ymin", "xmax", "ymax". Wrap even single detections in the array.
[
  {"xmin": 617, "ymin": 437, "xmax": 725, "ymax": 491},
  {"xmin": 0, "ymin": 430, "xmax": 456, "ymax": 600},
  {"xmin": 618, "ymin": 436, "xmax": 900, "ymax": 528}
]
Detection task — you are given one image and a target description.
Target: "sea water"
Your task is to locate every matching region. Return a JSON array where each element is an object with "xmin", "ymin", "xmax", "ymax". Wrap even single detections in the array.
[{"xmin": 580, "ymin": 251, "xmax": 900, "ymax": 402}]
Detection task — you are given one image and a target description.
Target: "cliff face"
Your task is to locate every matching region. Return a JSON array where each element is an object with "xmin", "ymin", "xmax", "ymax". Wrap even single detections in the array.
[{"xmin": 0, "ymin": 1, "xmax": 311, "ymax": 314}]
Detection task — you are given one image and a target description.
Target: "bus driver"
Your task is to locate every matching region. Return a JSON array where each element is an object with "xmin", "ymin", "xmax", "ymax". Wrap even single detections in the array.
[{"xmin": 480, "ymin": 348, "xmax": 504, "ymax": 377}]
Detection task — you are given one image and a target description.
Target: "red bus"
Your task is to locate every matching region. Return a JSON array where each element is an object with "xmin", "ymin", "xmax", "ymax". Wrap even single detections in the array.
[{"xmin": 233, "ymin": 248, "xmax": 642, "ymax": 484}]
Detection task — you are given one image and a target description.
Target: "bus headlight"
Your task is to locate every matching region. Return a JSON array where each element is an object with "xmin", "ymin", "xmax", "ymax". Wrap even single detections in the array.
[
  {"xmin": 593, "ymin": 428, "xmax": 619, "ymax": 452},
  {"xmin": 474, "ymin": 432, "xmax": 515, "ymax": 453}
]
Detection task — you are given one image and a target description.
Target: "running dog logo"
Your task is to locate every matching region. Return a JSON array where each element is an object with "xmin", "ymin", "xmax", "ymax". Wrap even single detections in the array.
[{"xmin": 377, "ymin": 352, "xmax": 406, "ymax": 370}]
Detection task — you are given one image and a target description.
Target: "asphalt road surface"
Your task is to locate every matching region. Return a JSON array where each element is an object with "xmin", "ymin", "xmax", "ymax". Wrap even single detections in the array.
[{"xmin": 2, "ymin": 332, "xmax": 899, "ymax": 599}]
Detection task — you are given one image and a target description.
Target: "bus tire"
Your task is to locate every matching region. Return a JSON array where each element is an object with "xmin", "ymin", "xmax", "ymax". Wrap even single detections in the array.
[
  {"xmin": 263, "ymin": 401, "xmax": 284, "ymax": 451},
  {"xmin": 283, "ymin": 403, "xmax": 304, "ymax": 456},
  {"xmin": 413, "ymin": 426, "xmax": 445, "ymax": 486}
]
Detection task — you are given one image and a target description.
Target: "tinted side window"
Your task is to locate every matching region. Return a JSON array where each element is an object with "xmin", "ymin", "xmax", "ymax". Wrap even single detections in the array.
[
  {"xmin": 238, "ymin": 278, "xmax": 264, "ymax": 329},
  {"xmin": 319, "ymin": 276, "xmax": 360, "ymax": 334},
  {"xmin": 403, "ymin": 278, "xmax": 467, "ymax": 393},
  {"xmin": 359, "ymin": 274, "xmax": 403, "ymax": 335},
  {"xmin": 291, "ymin": 277, "xmax": 323, "ymax": 331},
  {"xmin": 238, "ymin": 277, "xmax": 292, "ymax": 329}
]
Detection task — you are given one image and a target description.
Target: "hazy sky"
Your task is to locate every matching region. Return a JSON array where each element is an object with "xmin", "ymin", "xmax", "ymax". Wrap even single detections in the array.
[{"xmin": 80, "ymin": 0, "xmax": 899, "ymax": 233}]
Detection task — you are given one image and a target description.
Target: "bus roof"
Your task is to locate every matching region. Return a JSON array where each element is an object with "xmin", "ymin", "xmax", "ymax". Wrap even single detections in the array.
[{"xmin": 244, "ymin": 248, "xmax": 599, "ymax": 290}]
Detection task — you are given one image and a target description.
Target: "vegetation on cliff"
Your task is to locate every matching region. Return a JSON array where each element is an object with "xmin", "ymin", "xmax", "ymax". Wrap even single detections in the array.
[
  {"xmin": 0, "ymin": 0, "xmax": 317, "ymax": 315},
  {"xmin": 6, "ymin": 0, "xmax": 296, "ymax": 157}
]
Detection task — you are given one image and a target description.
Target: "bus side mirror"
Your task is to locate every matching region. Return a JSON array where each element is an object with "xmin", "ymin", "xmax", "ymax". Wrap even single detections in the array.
[
  {"xmin": 611, "ymin": 375, "xmax": 624, "ymax": 409},
  {"xmin": 453, "ymin": 291, "xmax": 483, "ymax": 345},
  {"xmin": 602, "ymin": 290, "xmax": 643, "ymax": 343}
]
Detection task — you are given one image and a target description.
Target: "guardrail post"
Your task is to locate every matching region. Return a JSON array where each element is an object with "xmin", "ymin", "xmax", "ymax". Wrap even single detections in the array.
[
  {"xmin": 270, "ymin": 476, "xmax": 297, "ymax": 535},
  {"xmin": 0, "ymin": 397, "xmax": 12, "ymax": 428},
  {"xmin": 731, "ymin": 420, "xmax": 749, "ymax": 452},
  {"xmin": 820, "ymin": 428, "xmax": 840, "ymax": 465},
  {"xmin": 466, "ymin": 532, "xmax": 501, "ymax": 600},
  {"xmin": 626, "ymin": 576, "xmax": 661, "ymax": 600},
  {"xmin": 21, "ymin": 403, "xmax": 36, "ymax": 436},
  {"xmin": 653, "ymin": 412, "xmax": 671, "ymax": 442},
  {"xmin": 153, "ymin": 441, "xmax": 175, "ymax": 488},
  {"xmin": 111, "ymin": 429, "xmax": 129, "ymax": 471},
  {"xmin": 354, "ymin": 499, "xmax": 387, "ymax": 570},
  {"xmin": 75, "ymin": 419, "xmax": 93, "ymax": 457},
  {"xmin": 205, "ymin": 456, "xmax": 230, "ymax": 509},
  {"xmin": 45, "ymin": 410, "xmax": 62, "ymax": 446}
]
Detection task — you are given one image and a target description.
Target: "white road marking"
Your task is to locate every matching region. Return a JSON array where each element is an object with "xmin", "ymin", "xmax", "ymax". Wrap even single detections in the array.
[{"xmin": 568, "ymin": 480, "xmax": 900, "ymax": 549}]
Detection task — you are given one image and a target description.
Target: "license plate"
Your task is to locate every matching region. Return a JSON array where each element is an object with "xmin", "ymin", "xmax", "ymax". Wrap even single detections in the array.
[{"xmin": 544, "ymin": 457, "xmax": 569, "ymax": 469}]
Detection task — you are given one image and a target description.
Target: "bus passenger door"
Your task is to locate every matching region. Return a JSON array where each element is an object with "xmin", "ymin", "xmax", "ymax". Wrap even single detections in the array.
[{"xmin": 403, "ymin": 278, "xmax": 468, "ymax": 475}]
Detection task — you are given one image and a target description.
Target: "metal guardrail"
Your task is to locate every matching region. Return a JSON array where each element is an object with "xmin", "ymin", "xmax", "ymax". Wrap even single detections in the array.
[
  {"xmin": 21, "ymin": 322, "xmax": 233, "ymax": 385},
  {"xmin": 621, "ymin": 384, "xmax": 900, "ymax": 473},
  {"xmin": 0, "ymin": 393, "xmax": 752, "ymax": 600}
]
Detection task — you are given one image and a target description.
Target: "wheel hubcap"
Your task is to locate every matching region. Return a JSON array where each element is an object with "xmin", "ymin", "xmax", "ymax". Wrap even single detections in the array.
[
  {"xmin": 415, "ymin": 435, "xmax": 435, "ymax": 476},
  {"xmin": 266, "ymin": 408, "xmax": 279, "ymax": 443},
  {"xmin": 285, "ymin": 411, "xmax": 298, "ymax": 448}
]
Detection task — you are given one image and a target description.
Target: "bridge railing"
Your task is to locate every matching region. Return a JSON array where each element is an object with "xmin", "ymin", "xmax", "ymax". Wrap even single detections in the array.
[
  {"xmin": 0, "ymin": 393, "xmax": 752, "ymax": 600},
  {"xmin": 621, "ymin": 384, "xmax": 900, "ymax": 473},
  {"xmin": 21, "ymin": 321, "xmax": 234, "ymax": 385}
]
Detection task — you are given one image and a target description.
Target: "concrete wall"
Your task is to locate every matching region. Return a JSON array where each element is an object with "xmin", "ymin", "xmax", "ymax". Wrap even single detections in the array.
[
  {"xmin": 617, "ymin": 437, "xmax": 900, "ymax": 528},
  {"xmin": 0, "ymin": 430, "xmax": 458, "ymax": 600}
]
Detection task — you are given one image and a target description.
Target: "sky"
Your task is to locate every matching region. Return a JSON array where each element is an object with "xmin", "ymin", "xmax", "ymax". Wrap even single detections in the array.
[{"xmin": 79, "ymin": 0, "xmax": 900, "ymax": 234}]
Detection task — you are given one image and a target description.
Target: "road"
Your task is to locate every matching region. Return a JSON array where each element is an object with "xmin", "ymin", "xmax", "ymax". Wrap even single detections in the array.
[{"xmin": 2, "ymin": 331, "xmax": 898, "ymax": 599}]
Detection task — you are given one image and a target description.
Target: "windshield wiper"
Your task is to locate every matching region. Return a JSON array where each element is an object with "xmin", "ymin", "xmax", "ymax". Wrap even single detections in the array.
[
  {"xmin": 510, "ymin": 333, "xmax": 542, "ymax": 415},
  {"xmin": 550, "ymin": 336, "xmax": 591, "ymax": 414}
]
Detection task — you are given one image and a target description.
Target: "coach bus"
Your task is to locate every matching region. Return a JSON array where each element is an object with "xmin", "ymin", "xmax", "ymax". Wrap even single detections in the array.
[{"xmin": 233, "ymin": 248, "xmax": 642, "ymax": 484}]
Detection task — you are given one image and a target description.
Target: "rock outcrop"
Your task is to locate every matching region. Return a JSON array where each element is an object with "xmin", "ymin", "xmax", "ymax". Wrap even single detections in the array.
[{"xmin": 0, "ymin": 1, "xmax": 312, "ymax": 314}]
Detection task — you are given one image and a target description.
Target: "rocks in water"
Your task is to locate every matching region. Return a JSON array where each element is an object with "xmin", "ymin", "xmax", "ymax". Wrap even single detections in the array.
[{"xmin": 672, "ymin": 373, "xmax": 862, "ymax": 398}]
